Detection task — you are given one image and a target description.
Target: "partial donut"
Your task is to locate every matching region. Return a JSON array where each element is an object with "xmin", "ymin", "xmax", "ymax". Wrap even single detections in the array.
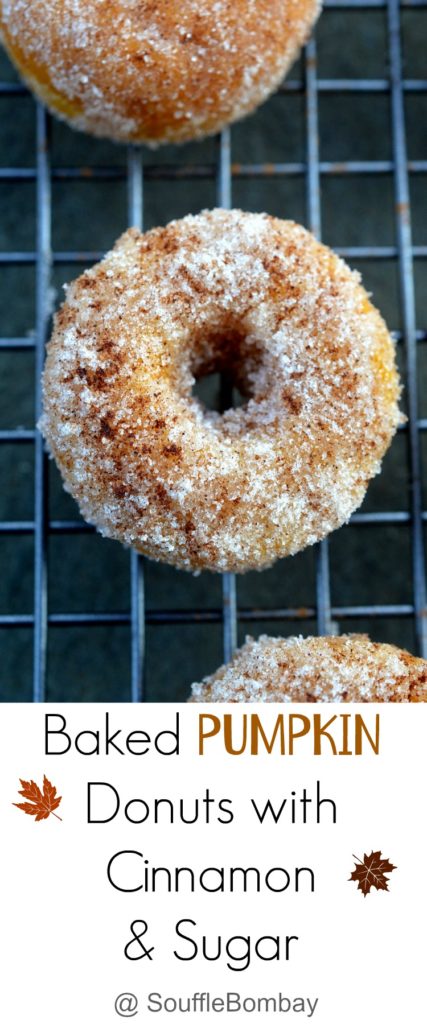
[
  {"xmin": 189, "ymin": 634, "xmax": 427, "ymax": 702},
  {"xmin": 40, "ymin": 209, "xmax": 400, "ymax": 574},
  {"xmin": 0, "ymin": 0, "xmax": 320, "ymax": 144}
]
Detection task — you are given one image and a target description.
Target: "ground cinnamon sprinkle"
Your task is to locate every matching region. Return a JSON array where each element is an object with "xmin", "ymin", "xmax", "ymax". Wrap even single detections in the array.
[
  {"xmin": 40, "ymin": 209, "xmax": 401, "ymax": 573},
  {"xmin": 189, "ymin": 634, "xmax": 427, "ymax": 702},
  {"xmin": 0, "ymin": 0, "xmax": 320, "ymax": 143}
]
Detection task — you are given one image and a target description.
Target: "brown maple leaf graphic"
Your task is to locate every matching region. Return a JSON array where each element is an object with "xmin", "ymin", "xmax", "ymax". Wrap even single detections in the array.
[
  {"xmin": 349, "ymin": 850, "xmax": 396, "ymax": 896},
  {"xmin": 13, "ymin": 775, "xmax": 62, "ymax": 822}
]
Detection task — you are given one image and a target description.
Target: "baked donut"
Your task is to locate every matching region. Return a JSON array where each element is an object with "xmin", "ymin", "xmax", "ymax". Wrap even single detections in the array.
[
  {"xmin": 189, "ymin": 634, "xmax": 427, "ymax": 702},
  {"xmin": 0, "ymin": 0, "xmax": 320, "ymax": 145},
  {"xmin": 40, "ymin": 209, "xmax": 400, "ymax": 574}
]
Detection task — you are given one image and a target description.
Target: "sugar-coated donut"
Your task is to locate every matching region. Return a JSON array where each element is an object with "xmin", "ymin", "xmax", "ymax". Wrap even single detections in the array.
[
  {"xmin": 189, "ymin": 634, "xmax": 427, "ymax": 702},
  {"xmin": 41, "ymin": 209, "xmax": 400, "ymax": 574},
  {"xmin": 0, "ymin": 0, "xmax": 320, "ymax": 144}
]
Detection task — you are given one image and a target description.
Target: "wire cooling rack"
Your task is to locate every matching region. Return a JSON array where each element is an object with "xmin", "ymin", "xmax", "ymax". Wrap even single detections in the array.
[{"xmin": 0, "ymin": 0, "xmax": 426, "ymax": 701}]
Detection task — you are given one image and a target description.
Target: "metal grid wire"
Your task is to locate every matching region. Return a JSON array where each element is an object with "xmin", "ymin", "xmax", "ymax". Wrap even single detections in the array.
[{"xmin": 0, "ymin": 0, "xmax": 426, "ymax": 700}]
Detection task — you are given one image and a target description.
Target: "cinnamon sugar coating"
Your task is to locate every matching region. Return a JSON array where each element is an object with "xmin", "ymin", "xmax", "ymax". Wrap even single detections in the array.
[
  {"xmin": 0, "ymin": 0, "xmax": 320, "ymax": 144},
  {"xmin": 40, "ymin": 209, "xmax": 400, "ymax": 574},
  {"xmin": 189, "ymin": 634, "xmax": 427, "ymax": 702}
]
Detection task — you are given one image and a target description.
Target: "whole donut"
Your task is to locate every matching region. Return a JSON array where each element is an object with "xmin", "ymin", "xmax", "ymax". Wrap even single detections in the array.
[
  {"xmin": 41, "ymin": 209, "xmax": 400, "ymax": 574},
  {"xmin": 0, "ymin": 0, "xmax": 320, "ymax": 144},
  {"xmin": 189, "ymin": 634, "xmax": 427, "ymax": 702}
]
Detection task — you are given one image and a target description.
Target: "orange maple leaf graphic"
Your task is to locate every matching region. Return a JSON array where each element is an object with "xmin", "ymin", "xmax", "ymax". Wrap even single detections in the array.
[{"xmin": 13, "ymin": 775, "xmax": 62, "ymax": 822}]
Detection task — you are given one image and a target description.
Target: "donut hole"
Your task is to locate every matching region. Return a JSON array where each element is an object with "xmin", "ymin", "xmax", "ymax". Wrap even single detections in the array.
[
  {"xmin": 192, "ymin": 371, "xmax": 246, "ymax": 413},
  {"xmin": 189, "ymin": 327, "xmax": 262, "ymax": 415}
]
